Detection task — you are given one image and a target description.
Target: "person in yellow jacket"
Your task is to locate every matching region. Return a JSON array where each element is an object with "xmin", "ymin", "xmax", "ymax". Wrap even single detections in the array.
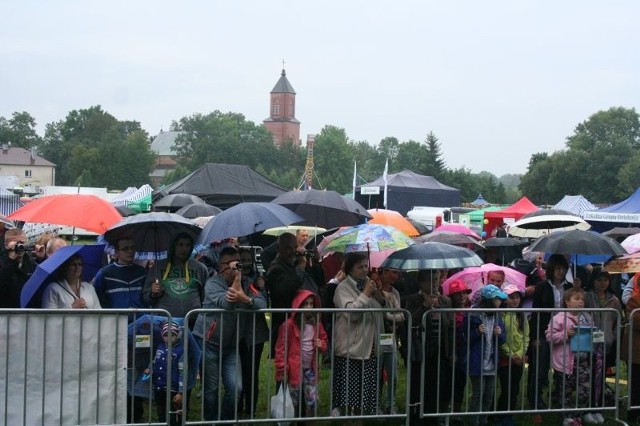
[{"xmin": 497, "ymin": 283, "xmax": 530, "ymax": 426}]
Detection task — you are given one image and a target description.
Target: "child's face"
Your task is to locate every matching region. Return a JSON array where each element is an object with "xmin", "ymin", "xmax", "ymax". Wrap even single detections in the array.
[
  {"xmin": 566, "ymin": 293, "xmax": 584, "ymax": 309},
  {"xmin": 593, "ymin": 276, "xmax": 610, "ymax": 293},
  {"xmin": 301, "ymin": 296, "xmax": 315, "ymax": 309},
  {"xmin": 163, "ymin": 333, "xmax": 178, "ymax": 345},
  {"xmin": 451, "ymin": 292, "xmax": 468, "ymax": 307},
  {"xmin": 490, "ymin": 298, "xmax": 502, "ymax": 308},
  {"xmin": 505, "ymin": 293, "xmax": 521, "ymax": 308}
]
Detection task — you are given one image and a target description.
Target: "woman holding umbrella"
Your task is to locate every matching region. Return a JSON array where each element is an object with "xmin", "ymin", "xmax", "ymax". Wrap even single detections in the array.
[
  {"xmin": 41, "ymin": 254, "xmax": 101, "ymax": 309},
  {"xmin": 331, "ymin": 252, "xmax": 386, "ymax": 420}
]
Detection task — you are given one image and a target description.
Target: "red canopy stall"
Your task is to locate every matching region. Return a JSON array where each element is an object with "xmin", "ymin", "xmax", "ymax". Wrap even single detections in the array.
[{"xmin": 483, "ymin": 197, "xmax": 539, "ymax": 237}]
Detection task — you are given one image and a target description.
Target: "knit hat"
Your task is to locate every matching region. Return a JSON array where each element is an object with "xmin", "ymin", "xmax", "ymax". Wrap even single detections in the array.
[
  {"xmin": 446, "ymin": 279, "xmax": 471, "ymax": 296},
  {"xmin": 162, "ymin": 320, "xmax": 181, "ymax": 336},
  {"xmin": 480, "ymin": 284, "xmax": 507, "ymax": 300}
]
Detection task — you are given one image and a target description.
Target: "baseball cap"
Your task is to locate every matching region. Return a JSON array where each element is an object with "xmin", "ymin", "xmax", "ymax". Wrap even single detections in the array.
[
  {"xmin": 480, "ymin": 284, "xmax": 507, "ymax": 300},
  {"xmin": 501, "ymin": 283, "xmax": 523, "ymax": 296},
  {"xmin": 446, "ymin": 279, "xmax": 471, "ymax": 296}
]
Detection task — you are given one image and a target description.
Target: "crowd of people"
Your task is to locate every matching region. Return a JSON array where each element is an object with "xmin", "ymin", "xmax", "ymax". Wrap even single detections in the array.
[{"xmin": 1, "ymin": 222, "xmax": 640, "ymax": 426}]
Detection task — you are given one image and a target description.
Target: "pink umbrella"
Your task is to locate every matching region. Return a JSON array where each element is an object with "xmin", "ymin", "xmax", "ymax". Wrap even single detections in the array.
[
  {"xmin": 622, "ymin": 233, "xmax": 640, "ymax": 254},
  {"xmin": 432, "ymin": 224, "xmax": 481, "ymax": 240},
  {"xmin": 441, "ymin": 264, "xmax": 526, "ymax": 299}
]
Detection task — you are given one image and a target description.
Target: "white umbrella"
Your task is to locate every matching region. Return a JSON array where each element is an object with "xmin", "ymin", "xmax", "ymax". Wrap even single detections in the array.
[{"xmin": 508, "ymin": 209, "xmax": 591, "ymax": 238}]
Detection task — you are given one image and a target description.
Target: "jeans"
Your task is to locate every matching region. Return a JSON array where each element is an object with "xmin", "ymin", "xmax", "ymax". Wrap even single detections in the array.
[
  {"xmin": 380, "ymin": 350, "xmax": 398, "ymax": 411},
  {"xmin": 527, "ymin": 339, "xmax": 550, "ymax": 410},
  {"xmin": 470, "ymin": 374, "xmax": 496, "ymax": 426},
  {"xmin": 202, "ymin": 342, "xmax": 242, "ymax": 421}
]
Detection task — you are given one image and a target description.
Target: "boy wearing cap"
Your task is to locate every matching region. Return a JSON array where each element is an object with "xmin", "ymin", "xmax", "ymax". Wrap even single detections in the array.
[
  {"xmin": 463, "ymin": 284, "xmax": 506, "ymax": 426},
  {"xmin": 147, "ymin": 321, "xmax": 191, "ymax": 426}
]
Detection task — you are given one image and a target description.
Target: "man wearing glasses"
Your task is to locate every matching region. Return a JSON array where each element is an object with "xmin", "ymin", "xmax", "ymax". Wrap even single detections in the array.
[{"xmin": 93, "ymin": 237, "xmax": 147, "ymax": 310}]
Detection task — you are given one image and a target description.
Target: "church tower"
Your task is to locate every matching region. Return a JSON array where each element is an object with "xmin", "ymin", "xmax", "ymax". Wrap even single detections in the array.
[{"xmin": 263, "ymin": 68, "xmax": 300, "ymax": 147}]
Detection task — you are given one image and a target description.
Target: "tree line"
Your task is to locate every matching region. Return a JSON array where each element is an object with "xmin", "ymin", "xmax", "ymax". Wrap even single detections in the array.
[{"xmin": 1, "ymin": 105, "xmax": 638, "ymax": 206}]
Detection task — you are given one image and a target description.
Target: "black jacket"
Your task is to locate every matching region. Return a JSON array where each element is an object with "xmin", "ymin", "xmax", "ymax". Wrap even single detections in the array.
[{"xmin": 0, "ymin": 249, "xmax": 36, "ymax": 308}]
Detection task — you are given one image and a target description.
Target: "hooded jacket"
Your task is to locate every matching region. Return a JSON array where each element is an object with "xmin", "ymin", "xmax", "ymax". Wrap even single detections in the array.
[
  {"xmin": 274, "ymin": 289, "xmax": 328, "ymax": 386},
  {"xmin": 142, "ymin": 233, "xmax": 209, "ymax": 317},
  {"xmin": 546, "ymin": 311, "xmax": 579, "ymax": 375}
]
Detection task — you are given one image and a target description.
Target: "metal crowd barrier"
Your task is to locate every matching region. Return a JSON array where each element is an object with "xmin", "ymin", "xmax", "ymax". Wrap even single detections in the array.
[
  {"xmin": 2, "ymin": 306, "xmax": 637, "ymax": 425},
  {"xmin": 421, "ymin": 307, "xmax": 627, "ymax": 426}
]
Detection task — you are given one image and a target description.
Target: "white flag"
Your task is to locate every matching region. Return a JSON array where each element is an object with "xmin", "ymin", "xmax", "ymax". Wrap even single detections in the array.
[
  {"xmin": 383, "ymin": 157, "xmax": 388, "ymax": 208},
  {"xmin": 352, "ymin": 160, "xmax": 357, "ymax": 200}
]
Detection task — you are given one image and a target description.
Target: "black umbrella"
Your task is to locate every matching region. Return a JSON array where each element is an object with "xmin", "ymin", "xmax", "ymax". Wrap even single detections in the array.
[
  {"xmin": 380, "ymin": 242, "xmax": 484, "ymax": 270},
  {"xmin": 482, "ymin": 237, "xmax": 527, "ymax": 248},
  {"xmin": 271, "ymin": 189, "xmax": 371, "ymax": 229},
  {"xmin": 602, "ymin": 227, "xmax": 640, "ymax": 241},
  {"xmin": 104, "ymin": 212, "xmax": 201, "ymax": 253},
  {"xmin": 115, "ymin": 205, "xmax": 136, "ymax": 217},
  {"xmin": 529, "ymin": 230, "xmax": 626, "ymax": 256},
  {"xmin": 405, "ymin": 218, "xmax": 429, "ymax": 235},
  {"xmin": 197, "ymin": 202, "xmax": 304, "ymax": 244},
  {"xmin": 153, "ymin": 194, "xmax": 206, "ymax": 211},
  {"xmin": 509, "ymin": 209, "xmax": 590, "ymax": 238},
  {"xmin": 175, "ymin": 203, "xmax": 222, "ymax": 219}
]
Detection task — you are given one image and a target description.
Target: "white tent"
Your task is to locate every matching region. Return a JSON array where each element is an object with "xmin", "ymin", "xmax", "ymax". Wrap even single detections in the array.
[{"xmin": 553, "ymin": 195, "xmax": 597, "ymax": 218}]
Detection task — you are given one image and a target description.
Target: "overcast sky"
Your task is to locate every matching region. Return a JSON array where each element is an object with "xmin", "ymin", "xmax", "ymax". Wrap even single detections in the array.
[{"xmin": 2, "ymin": 1, "xmax": 639, "ymax": 176}]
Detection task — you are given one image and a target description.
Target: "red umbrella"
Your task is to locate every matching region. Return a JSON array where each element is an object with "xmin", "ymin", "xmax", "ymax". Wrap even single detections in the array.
[{"xmin": 8, "ymin": 194, "xmax": 122, "ymax": 234}]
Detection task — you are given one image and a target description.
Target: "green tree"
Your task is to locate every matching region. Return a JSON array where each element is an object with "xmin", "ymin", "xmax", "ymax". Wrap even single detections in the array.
[
  {"xmin": 313, "ymin": 125, "xmax": 355, "ymax": 193},
  {"xmin": 518, "ymin": 153, "xmax": 554, "ymax": 205},
  {"xmin": 0, "ymin": 111, "xmax": 42, "ymax": 149},
  {"xmin": 396, "ymin": 140, "xmax": 428, "ymax": 174},
  {"xmin": 40, "ymin": 106, "xmax": 154, "ymax": 189},
  {"xmin": 423, "ymin": 131, "xmax": 446, "ymax": 180}
]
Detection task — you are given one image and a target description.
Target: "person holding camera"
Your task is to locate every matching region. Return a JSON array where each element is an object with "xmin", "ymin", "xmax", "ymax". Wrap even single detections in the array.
[
  {"xmin": 0, "ymin": 228, "xmax": 36, "ymax": 308},
  {"xmin": 193, "ymin": 245, "xmax": 267, "ymax": 421}
]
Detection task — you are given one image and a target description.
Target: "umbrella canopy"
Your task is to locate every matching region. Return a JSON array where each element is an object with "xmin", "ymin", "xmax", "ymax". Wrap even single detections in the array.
[
  {"xmin": 431, "ymin": 224, "xmax": 481, "ymax": 240},
  {"xmin": 508, "ymin": 209, "xmax": 591, "ymax": 238},
  {"xmin": 104, "ymin": 212, "xmax": 201, "ymax": 253},
  {"xmin": 271, "ymin": 188, "xmax": 371, "ymax": 228},
  {"xmin": 602, "ymin": 227, "xmax": 640, "ymax": 241},
  {"xmin": 367, "ymin": 209, "xmax": 419, "ymax": 236},
  {"xmin": 115, "ymin": 205, "xmax": 137, "ymax": 217},
  {"xmin": 0, "ymin": 215, "xmax": 15, "ymax": 228},
  {"xmin": 442, "ymin": 264, "xmax": 527, "ymax": 298},
  {"xmin": 405, "ymin": 218, "xmax": 429, "ymax": 235},
  {"xmin": 263, "ymin": 225, "xmax": 327, "ymax": 237},
  {"xmin": 321, "ymin": 224, "xmax": 414, "ymax": 254},
  {"xmin": 529, "ymin": 230, "xmax": 626, "ymax": 256},
  {"xmin": 8, "ymin": 194, "xmax": 122, "ymax": 234},
  {"xmin": 621, "ymin": 233, "xmax": 640, "ymax": 254},
  {"xmin": 380, "ymin": 242, "xmax": 483, "ymax": 271},
  {"xmin": 175, "ymin": 203, "xmax": 222, "ymax": 218},
  {"xmin": 603, "ymin": 252, "xmax": 640, "ymax": 274},
  {"xmin": 197, "ymin": 202, "xmax": 304, "ymax": 244},
  {"xmin": 415, "ymin": 231, "xmax": 485, "ymax": 251},
  {"xmin": 482, "ymin": 237, "xmax": 527, "ymax": 248},
  {"xmin": 153, "ymin": 193, "xmax": 206, "ymax": 211},
  {"xmin": 20, "ymin": 244, "xmax": 106, "ymax": 308}
]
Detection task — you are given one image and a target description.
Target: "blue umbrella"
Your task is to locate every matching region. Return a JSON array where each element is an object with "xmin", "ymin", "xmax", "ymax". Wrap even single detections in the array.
[
  {"xmin": 197, "ymin": 202, "xmax": 304, "ymax": 244},
  {"xmin": 20, "ymin": 244, "xmax": 106, "ymax": 308}
]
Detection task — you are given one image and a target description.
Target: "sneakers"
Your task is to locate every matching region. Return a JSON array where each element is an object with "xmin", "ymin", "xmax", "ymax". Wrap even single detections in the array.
[
  {"xmin": 563, "ymin": 418, "xmax": 583, "ymax": 426},
  {"xmin": 330, "ymin": 407, "xmax": 341, "ymax": 417},
  {"xmin": 592, "ymin": 413, "xmax": 605, "ymax": 424}
]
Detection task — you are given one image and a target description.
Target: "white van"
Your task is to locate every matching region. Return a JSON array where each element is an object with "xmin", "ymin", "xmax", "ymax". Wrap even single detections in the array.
[{"xmin": 406, "ymin": 206, "xmax": 449, "ymax": 232}]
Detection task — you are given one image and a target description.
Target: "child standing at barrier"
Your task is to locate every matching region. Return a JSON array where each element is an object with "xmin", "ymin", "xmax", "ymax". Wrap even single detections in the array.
[
  {"xmin": 147, "ymin": 321, "xmax": 190, "ymax": 426},
  {"xmin": 546, "ymin": 288, "xmax": 603, "ymax": 426},
  {"xmin": 464, "ymin": 284, "xmax": 506, "ymax": 426},
  {"xmin": 497, "ymin": 284, "xmax": 529, "ymax": 426},
  {"xmin": 274, "ymin": 289, "xmax": 328, "ymax": 418},
  {"xmin": 447, "ymin": 279, "xmax": 472, "ymax": 425}
]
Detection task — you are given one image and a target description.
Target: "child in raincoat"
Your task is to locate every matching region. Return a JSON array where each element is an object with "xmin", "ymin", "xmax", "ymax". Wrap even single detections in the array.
[{"xmin": 274, "ymin": 289, "xmax": 328, "ymax": 418}]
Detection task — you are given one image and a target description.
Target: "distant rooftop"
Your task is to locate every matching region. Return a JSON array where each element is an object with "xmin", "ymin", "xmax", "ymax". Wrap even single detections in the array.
[
  {"xmin": 150, "ymin": 131, "xmax": 183, "ymax": 156},
  {"xmin": 271, "ymin": 69, "xmax": 296, "ymax": 94},
  {"xmin": 0, "ymin": 146, "xmax": 55, "ymax": 167}
]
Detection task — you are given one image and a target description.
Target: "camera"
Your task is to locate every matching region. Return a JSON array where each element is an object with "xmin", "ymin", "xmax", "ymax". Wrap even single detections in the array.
[
  {"xmin": 14, "ymin": 243, "xmax": 34, "ymax": 254},
  {"xmin": 296, "ymin": 250, "xmax": 313, "ymax": 258}
]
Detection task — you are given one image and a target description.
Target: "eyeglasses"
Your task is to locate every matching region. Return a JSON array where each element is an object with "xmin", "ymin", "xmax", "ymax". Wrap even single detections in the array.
[{"xmin": 118, "ymin": 246, "xmax": 136, "ymax": 252}]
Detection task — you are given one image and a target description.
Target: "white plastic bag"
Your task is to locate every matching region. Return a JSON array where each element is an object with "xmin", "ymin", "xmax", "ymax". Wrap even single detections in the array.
[{"xmin": 270, "ymin": 384, "xmax": 294, "ymax": 425}]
